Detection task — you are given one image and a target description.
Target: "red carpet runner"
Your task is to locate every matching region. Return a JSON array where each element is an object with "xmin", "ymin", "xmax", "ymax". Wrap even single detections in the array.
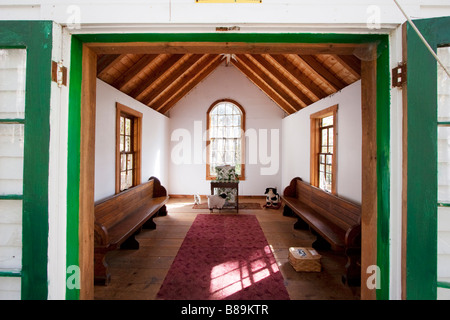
[{"xmin": 156, "ymin": 214, "xmax": 290, "ymax": 300}]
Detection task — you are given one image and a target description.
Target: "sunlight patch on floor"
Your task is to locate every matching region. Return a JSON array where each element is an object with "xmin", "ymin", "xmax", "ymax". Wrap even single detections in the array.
[{"xmin": 209, "ymin": 245, "xmax": 280, "ymax": 299}]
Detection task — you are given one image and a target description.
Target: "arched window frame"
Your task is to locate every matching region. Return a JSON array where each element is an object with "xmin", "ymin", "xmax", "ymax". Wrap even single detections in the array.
[{"xmin": 206, "ymin": 99, "xmax": 246, "ymax": 180}]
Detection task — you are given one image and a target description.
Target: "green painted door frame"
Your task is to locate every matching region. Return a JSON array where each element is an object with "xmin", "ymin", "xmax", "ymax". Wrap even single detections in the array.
[
  {"xmin": 67, "ymin": 32, "xmax": 390, "ymax": 300},
  {"xmin": 0, "ymin": 21, "xmax": 53, "ymax": 300},
  {"xmin": 404, "ymin": 16, "xmax": 450, "ymax": 300}
]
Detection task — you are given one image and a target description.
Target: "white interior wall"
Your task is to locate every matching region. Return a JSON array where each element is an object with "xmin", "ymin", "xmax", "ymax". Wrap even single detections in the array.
[
  {"xmin": 168, "ymin": 62, "xmax": 285, "ymax": 197},
  {"xmin": 94, "ymin": 79, "xmax": 170, "ymax": 202},
  {"xmin": 281, "ymin": 80, "xmax": 362, "ymax": 204}
]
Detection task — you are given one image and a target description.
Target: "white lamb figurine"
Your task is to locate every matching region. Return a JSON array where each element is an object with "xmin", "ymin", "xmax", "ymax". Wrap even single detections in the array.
[{"xmin": 207, "ymin": 193, "xmax": 227, "ymax": 212}]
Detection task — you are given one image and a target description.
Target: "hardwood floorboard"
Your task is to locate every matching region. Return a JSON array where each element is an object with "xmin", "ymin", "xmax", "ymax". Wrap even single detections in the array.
[{"xmin": 94, "ymin": 196, "xmax": 360, "ymax": 300}]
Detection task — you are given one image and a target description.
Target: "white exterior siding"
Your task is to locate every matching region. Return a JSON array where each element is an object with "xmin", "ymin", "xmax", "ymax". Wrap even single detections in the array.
[
  {"xmin": 0, "ymin": 1, "xmax": 449, "ymax": 33},
  {"xmin": 438, "ymin": 47, "xmax": 450, "ymax": 300},
  {"xmin": 0, "ymin": 48, "xmax": 26, "ymax": 300}
]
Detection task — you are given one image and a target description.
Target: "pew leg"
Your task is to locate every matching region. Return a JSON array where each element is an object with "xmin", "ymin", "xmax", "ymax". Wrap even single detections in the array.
[
  {"xmin": 143, "ymin": 216, "xmax": 157, "ymax": 229},
  {"xmin": 311, "ymin": 230, "xmax": 331, "ymax": 250},
  {"xmin": 94, "ymin": 248, "xmax": 111, "ymax": 286},
  {"xmin": 293, "ymin": 216, "xmax": 309, "ymax": 230},
  {"xmin": 283, "ymin": 204, "xmax": 295, "ymax": 217},
  {"xmin": 120, "ymin": 231, "xmax": 140, "ymax": 250},
  {"xmin": 158, "ymin": 205, "xmax": 167, "ymax": 217},
  {"xmin": 342, "ymin": 247, "xmax": 361, "ymax": 286}
]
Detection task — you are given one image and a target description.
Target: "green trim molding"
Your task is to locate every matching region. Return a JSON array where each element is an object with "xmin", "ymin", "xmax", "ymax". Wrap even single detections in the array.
[
  {"xmin": 376, "ymin": 36, "xmax": 391, "ymax": 301},
  {"xmin": 0, "ymin": 20, "xmax": 53, "ymax": 300},
  {"xmin": 68, "ymin": 32, "xmax": 390, "ymax": 300},
  {"xmin": 437, "ymin": 281, "xmax": 450, "ymax": 290},
  {"xmin": 0, "ymin": 270, "xmax": 22, "ymax": 278},
  {"xmin": 66, "ymin": 35, "xmax": 82, "ymax": 301},
  {"xmin": 405, "ymin": 16, "xmax": 450, "ymax": 300}
]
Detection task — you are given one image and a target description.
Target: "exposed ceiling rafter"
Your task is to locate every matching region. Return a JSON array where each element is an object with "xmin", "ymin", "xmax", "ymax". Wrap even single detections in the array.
[{"xmin": 96, "ymin": 45, "xmax": 362, "ymax": 116}]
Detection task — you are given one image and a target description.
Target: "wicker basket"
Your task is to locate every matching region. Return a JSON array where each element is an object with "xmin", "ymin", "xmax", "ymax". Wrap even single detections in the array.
[{"xmin": 288, "ymin": 247, "xmax": 322, "ymax": 272}]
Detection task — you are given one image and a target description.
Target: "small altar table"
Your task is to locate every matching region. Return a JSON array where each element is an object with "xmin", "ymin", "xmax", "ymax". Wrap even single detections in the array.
[{"xmin": 210, "ymin": 181, "xmax": 239, "ymax": 213}]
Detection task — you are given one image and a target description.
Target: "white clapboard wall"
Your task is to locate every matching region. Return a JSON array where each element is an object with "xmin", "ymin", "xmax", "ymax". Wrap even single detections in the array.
[
  {"xmin": 438, "ymin": 47, "xmax": 450, "ymax": 300},
  {"xmin": 0, "ymin": 49, "xmax": 26, "ymax": 300}
]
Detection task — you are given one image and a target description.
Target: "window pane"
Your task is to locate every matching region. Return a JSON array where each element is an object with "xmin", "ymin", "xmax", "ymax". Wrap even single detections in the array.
[
  {"xmin": 120, "ymin": 172, "xmax": 127, "ymax": 191},
  {"xmin": 322, "ymin": 115, "xmax": 333, "ymax": 127},
  {"xmin": 326, "ymin": 154, "xmax": 332, "ymax": 165},
  {"xmin": 120, "ymin": 135, "xmax": 124, "ymax": 152},
  {"xmin": 210, "ymin": 115, "xmax": 217, "ymax": 129},
  {"xmin": 127, "ymin": 153, "xmax": 133, "ymax": 170},
  {"xmin": 438, "ymin": 206, "xmax": 450, "ymax": 284},
  {"xmin": 319, "ymin": 154, "xmax": 325, "ymax": 164},
  {"xmin": 121, "ymin": 154, "xmax": 126, "ymax": 171},
  {"xmin": 321, "ymin": 129, "xmax": 328, "ymax": 148},
  {"xmin": 210, "ymin": 163, "xmax": 216, "ymax": 175},
  {"xmin": 218, "ymin": 104, "xmax": 225, "ymax": 115},
  {"xmin": 438, "ymin": 126, "xmax": 450, "ymax": 202},
  {"xmin": 0, "ymin": 199, "xmax": 22, "ymax": 270},
  {"xmin": 125, "ymin": 136, "xmax": 131, "ymax": 152},
  {"xmin": 226, "ymin": 103, "xmax": 235, "ymax": 114},
  {"xmin": 235, "ymin": 163, "xmax": 241, "ymax": 176},
  {"xmin": 319, "ymin": 171, "xmax": 325, "ymax": 190},
  {"xmin": 225, "ymin": 115, "xmax": 232, "ymax": 126},
  {"xmin": 226, "ymin": 127, "xmax": 233, "ymax": 137},
  {"xmin": 225, "ymin": 151, "xmax": 232, "ymax": 163},
  {"xmin": 218, "ymin": 115, "xmax": 225, "ymax": 126},
  {"xmin": 126, "ymin": 170, "xmax": 133, "ymax": 189},
  {"xmin": 120, "ymin": 117, "xmax": 124, "ymax": 135},
  {"xmin": 233, "ymin": 115, "xmax": 240, "ymax": 126},
  {"xmin": 438, "ymin": 47, "xmax": 450, "ymax": 122},
  {"xmin": 235, "ymin": 140, "xmax": 241, "ymax": 157},
  {"xmin": 326, "ymin": 164, "xmax": 332, "ymax": 174},
  {"xmin": 125, "ymin": 118, "xmax": 131, "ymax": 135},
  {"xmin": 0, "ymin": 124, "xmax": 24, "ymax": 195},
  {"xmin": 217, "ymin": 138, "xmax": 224, "ymax": 151},
  {"xmin": 0, "ymin": 49, "xmax": 26, "ymax": 119},
  {"xmin": 328, "ymin": 128, "xmax": 333, "ymax": 153},
  {"xmin": 233, "ymin": 127, "xmax": 240, "ymax": 138},
  {"xmin": 326, "ymin": 173, "xmax": 332, "ymax": 191}
]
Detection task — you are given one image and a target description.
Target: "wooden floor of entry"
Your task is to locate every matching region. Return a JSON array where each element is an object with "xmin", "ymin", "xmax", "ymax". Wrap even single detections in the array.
[
  {"xmin": 94, "ymin": 196, "xmax": 361, "ymax": 300},
  {"xmin": 78, "ymin": 40, "xmax": 379, "ymax": 300}
]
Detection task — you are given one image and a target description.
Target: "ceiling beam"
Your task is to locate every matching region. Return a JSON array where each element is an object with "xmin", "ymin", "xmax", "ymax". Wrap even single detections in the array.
[
  {"xmin": 87, "ymin": 42, "xmax": 369, "ymax": 55},
  {"xmin": 111, "ymin": 54, "xmax": 159, "ymax": 90},
  {"xmin": 96, "ymin": 54, "xmax": 124, "ymax": 77},
  {"xmin": 127, "ymin": 54, "xmax": 184, "ymax": 99},
  {"xmin": 334, "ymin": 54, "xmax": 361, "ymax": 79},
  {"xmin": 141, "ymin": 53, "xmax": 204, "ymax": 106},
  {"xmin": 251, "ymin": 54, "xmax": 313, "ymax": 107},
  {"xmin": 157, "ymin": 55, "xmax": 223, "ymax": 114},
  {"xmin": 236, "ymin": 54, "xmax": 303, "ymax": 112},
  {"xmin": 232, "ymin": 58, "xmax": 297, "ymax": 115},
  {"xmin": 270, "ymin": 54, "xmax": 328, "ymax": 101},
  {"xmin": 298, "ymin": 54, "xmax": 347, "ymax": 91}
]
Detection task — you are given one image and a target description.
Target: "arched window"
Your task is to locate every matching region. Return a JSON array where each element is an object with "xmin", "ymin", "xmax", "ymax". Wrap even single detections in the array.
[{"xmin": 206, "ymin": 99, "xmax": 245, "ymax": 180}]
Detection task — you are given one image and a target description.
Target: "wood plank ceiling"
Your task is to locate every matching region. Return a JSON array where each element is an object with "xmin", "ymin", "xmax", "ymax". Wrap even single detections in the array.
[{"xmin": 97, "ymin": 51, "xmax": 361, "ymax": 116}]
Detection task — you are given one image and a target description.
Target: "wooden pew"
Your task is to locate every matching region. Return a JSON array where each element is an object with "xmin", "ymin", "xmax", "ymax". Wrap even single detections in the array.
[
  {"xmin": 94, "ymin": 176, "xmax": 169, "ymax": 285},
  {"xmin": 281, "ymin": 177, "xmax": 361, "ymax": 286}
]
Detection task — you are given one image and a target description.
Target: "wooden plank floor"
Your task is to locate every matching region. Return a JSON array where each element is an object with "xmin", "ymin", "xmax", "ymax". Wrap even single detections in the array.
[{"xmin": 94, "ymin": 196, "xmax": 361, "ymax": 300}]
